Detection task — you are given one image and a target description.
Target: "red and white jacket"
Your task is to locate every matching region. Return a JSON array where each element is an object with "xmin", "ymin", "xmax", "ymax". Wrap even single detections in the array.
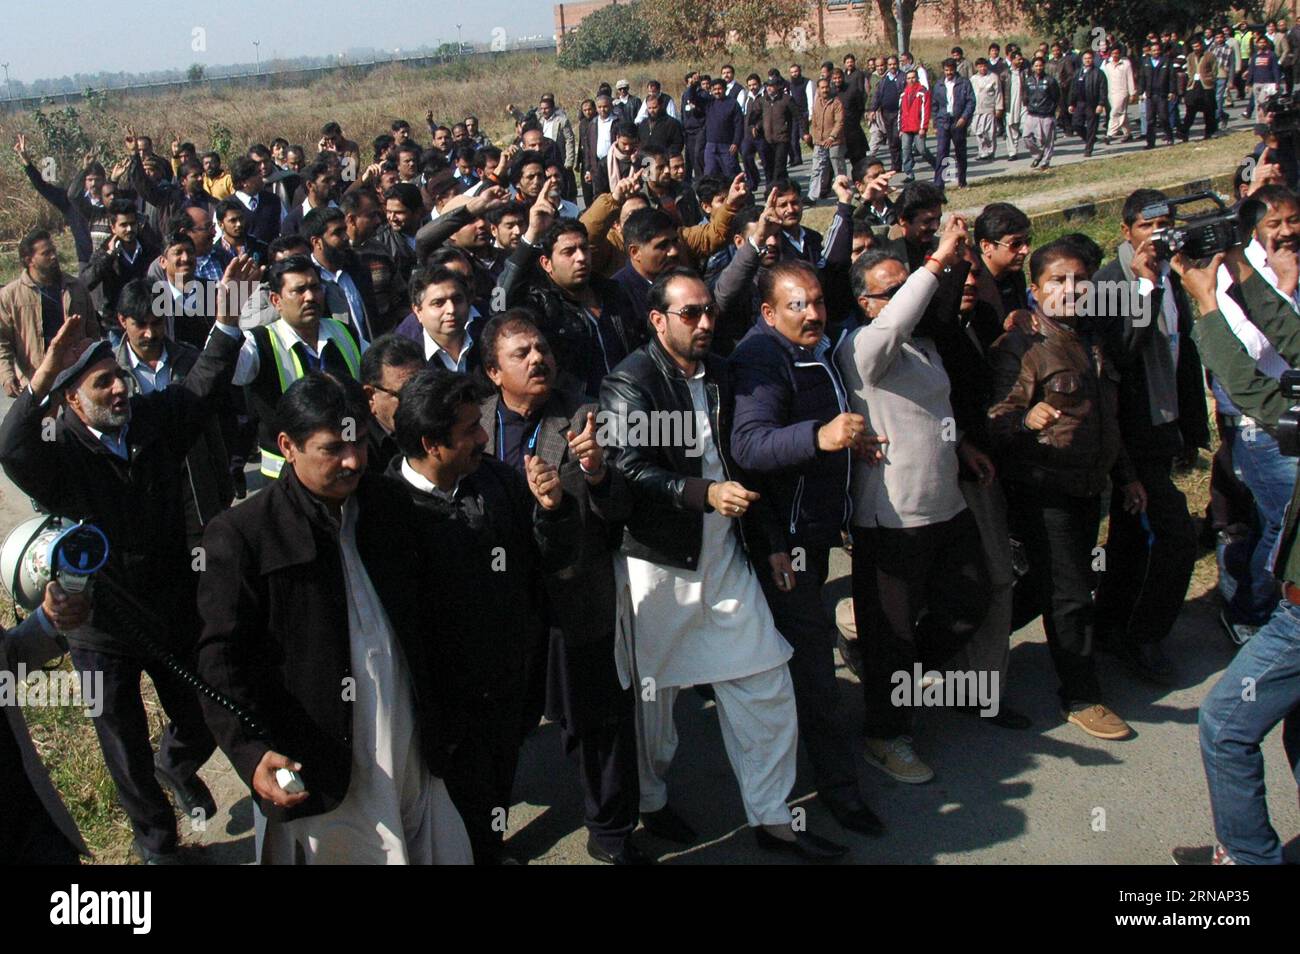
[{"xmin": 900, "ymin": 85, "xmax": 930, "ymax": 134}]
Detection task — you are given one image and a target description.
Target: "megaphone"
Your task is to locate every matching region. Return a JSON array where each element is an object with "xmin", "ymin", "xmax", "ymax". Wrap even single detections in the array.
[
  {"xmin": 1, "ymin": 515, "xmax": 109, "ymax": 611},
  {"xmin": 1, "ymin": 512, "xmax": 298, "ymax": 789}
]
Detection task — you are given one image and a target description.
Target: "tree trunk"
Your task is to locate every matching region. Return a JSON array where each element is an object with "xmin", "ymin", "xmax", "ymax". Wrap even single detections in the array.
[{"xmin": 875, "ymin": 0, "xmax": 898, "ymax": 47}]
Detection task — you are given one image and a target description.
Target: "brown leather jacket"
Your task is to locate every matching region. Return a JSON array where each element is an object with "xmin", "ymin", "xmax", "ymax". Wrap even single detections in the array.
[{"xmin": 987, "ymin": 313, "xmax": 1135, "ymax": 497}]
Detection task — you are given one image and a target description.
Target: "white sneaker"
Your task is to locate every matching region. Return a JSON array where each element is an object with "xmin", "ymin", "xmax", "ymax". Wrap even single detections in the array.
[{"xmin": 864, "ymin": 735, "xmax": 934, "ymax": 784}]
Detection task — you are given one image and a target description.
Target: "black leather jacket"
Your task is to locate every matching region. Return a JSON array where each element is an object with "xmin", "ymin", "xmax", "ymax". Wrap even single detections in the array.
[
  {"xmin": 1025, "ymin": 74, "xmax": 1061, "ymax": 116},
  {"xmin": 599, "ymin": 336, "xmax": 782, "ymax": 570}
]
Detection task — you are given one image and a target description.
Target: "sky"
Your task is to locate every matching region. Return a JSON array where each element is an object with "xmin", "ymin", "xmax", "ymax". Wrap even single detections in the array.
[{"xmin": 0, "ymin": 0, "xmax": 559, "ymax": 83}]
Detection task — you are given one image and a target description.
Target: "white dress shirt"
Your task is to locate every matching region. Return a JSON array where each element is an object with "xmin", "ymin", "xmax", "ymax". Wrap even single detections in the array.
[{"xmin": 126, "ymin": 344, "xmax": 171, "ymax": 394}]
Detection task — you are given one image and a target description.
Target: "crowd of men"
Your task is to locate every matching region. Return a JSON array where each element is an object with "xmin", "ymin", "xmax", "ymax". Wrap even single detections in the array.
[{"xmin": 2, "ymin": 19, "xmax": 1299, "ymax": 867}]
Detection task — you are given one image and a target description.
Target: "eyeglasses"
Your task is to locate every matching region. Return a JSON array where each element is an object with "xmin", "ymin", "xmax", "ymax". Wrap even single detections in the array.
[
  {"xmin": 862, "ymin": 283, "xmax": 905, "ymax": 301},
  {"xmin": 371, "ymin": 384, "xmax": 401, "ymax": 398},
  {"xmin": 666, "ymin": 304, "xmax": 718, "ymax": 322},
  {"xmin": 994, "ymin": 236, "xmax": 1032, "ymax": 250}
]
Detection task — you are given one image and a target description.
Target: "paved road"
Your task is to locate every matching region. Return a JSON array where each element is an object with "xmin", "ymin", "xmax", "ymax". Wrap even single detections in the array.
[
  {"xmin": 775, "ymin": 101, "xmax": 1236, "ymax": 205},
  {"xmin": 5, "ymin": 426, "xmax": 1292, "ymax": 865}
]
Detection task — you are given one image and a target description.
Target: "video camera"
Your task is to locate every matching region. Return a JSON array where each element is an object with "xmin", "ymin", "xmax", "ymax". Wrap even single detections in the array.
[
  {"xmin": 1144, "ymin": 192, "xmax": 1247, "ymax": 261},
  {"xmin": 1276, "ymin": 370, "xmax": 1300, "ymax": 457},
  {"xmin": 1264, "ymin": 91, "xmax": 1300, "ymax": 137}
]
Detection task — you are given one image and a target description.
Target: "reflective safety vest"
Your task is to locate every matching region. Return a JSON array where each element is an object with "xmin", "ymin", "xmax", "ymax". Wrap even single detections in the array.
[{"xmin": 249, "ymin": 318, "xmax": 362, "ymax": 478}]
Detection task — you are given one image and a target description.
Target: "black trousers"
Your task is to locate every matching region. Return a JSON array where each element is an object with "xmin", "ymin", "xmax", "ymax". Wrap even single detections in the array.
[
  {"xmin": 740, "ymin": 134, "xmax": 763, "ymax": 189},
  {"xmin": 589, "ymin": 163, "xmax": 610, "ymax": 199},
  {"xmin": 442, "ymin": 657, "xmax": 528, "ymax": 865},
  {"xmin": 1181, "ymin": 87, "xmax": 1218, "ymax": 139},
  {"xmin": 844, "ymin": 116, "xmax": 868, "ymax": 167},
  {"xmin": 788, "ymin": 117, "xmax": 805, "ymax": 166},
  {"xmin": 759, "ymin": 545, "xmax": 859, "ymax": 802},
  {"xmin": 1073, "ymin": 106, "xmax": 1101, "ymax": 152},
  {"xmin": 933, "ymin": 117, "xmax": 969, "ymax": 188},
  {"xmin": 68, "ymin": 645, "xmax": 217, "ymax": 854},
  {"xmin": 881, "ymin": 111, "xmax": 902, "ymax": 171},
  {"xmin": 684, "ymin": 128, "xmax": 706, "ymax": 182},
  {"xmin": 1146, "ymin": 96, "xmax": 1175, "ymax": 146},
  {"xmin": 1095, "ymin": 456, "xmax": 1198, "ymax": 646},
  {"xmin": 545, "ymin": 630, "xmax": 639, "ymax": 855},
  {"xmin": 761, "ymin": 140, "xmax": 789, "ymax": 187},
  {"xmin": 850, "ymin": 509, "xmax": 989, "ymax": 739},
  {"xmin": 1004, "ymin": 483, "xmax": 1104, "ymax": 707}
]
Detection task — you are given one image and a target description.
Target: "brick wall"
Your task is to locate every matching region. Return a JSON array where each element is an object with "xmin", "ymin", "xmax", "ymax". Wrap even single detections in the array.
[{"xmin": 554, "ymin": 0, "xmax": 1028, "ymax": 53}]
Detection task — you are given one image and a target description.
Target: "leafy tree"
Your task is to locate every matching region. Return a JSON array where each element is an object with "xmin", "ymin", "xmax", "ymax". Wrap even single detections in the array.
[
  {"xmin": 647, "ymin": 0, "xmax": 729, "ymax": 59},
  {"xmin": 187, "ymin": 63, "xmax": 206, "ymax": 83},
  {"xmin": 1017, "ymin": 0, "xmax": 1237, "ymax": 49},
  {"xmin": 646, "ymin": 0, "xmax": 811, "ymax": 59},
  {"xmin": 559, "ymin": 0, "xmax": 664, "ymax": 68},
  {"xmin": 207, "ymin": 121, "xmax": 234, "ymax": 160},
  {"xmin": 726, "ymin": 0, "xmax": 813, "ymax": 56}
]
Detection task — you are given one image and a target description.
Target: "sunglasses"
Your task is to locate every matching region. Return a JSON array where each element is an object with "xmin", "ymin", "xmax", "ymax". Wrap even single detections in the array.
[
  {"xmin": 667, "ymin": 304, "xmax": 718, "ymax": 322},
  {"xmin": 862, "ymin": 283, "xmax": 905, "ymax": 301}
]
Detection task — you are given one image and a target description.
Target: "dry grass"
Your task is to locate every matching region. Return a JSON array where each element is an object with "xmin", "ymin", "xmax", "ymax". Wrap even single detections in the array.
[
  {"xmin": 0, "ymin": 35, "xmax": 1030, "ymax": 248},
  {"xmin": 1, "ymin": 592, "xmax": 161, "ymax": 864}
]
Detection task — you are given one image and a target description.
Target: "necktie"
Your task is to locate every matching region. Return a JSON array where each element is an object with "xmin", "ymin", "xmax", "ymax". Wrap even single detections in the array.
[{"xmin": 294, "ymin": 342, "xmax": 322, "ymax": 373}]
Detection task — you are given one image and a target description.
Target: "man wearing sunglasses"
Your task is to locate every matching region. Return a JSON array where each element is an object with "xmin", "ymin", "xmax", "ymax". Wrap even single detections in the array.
[
  {"xmin": 836, "ymin": 217, "xmax": 996, "ymax": 784},
  {"xmin": 973, "ymin": 201, "xmax": 1032, "ymax": 322},
  {"xmin": 360, "ymin": 333, "xmax": 425, "ymax": 474},
  {"xmin": 601, "ymin": 267, "xmax": 848, "ymax": 861}
]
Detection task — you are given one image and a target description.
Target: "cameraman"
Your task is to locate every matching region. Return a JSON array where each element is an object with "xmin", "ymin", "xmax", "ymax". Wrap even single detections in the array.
[
  {"xmin": 1210, "ymin": 185, "xmax": 1300, "ymax": 643},
  {"xmin": 1179, "ymin": 245, "xmax": 1300, "ymax": 864}
]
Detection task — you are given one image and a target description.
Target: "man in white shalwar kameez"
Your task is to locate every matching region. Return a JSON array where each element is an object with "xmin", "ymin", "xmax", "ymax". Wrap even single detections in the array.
[
  {"xmin": 196, "ymin": 371, "xmax": 471, "ymax": 866},
  {"xmin": 970, "ymin": 59, "xmax": 1004, "ymax": 160},
  {"xmin": 257, "ymin": 496, "xmax": 470, "ymax": 864},
  {"xmin": 600, "ymin": 268, "xmax": 848, "ymax": 860}
]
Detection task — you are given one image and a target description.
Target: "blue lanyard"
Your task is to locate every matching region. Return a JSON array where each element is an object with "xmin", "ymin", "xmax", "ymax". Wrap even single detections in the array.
[{"xmin": 496, "ymin": 407, "xmax": 543, "ymax": 461}]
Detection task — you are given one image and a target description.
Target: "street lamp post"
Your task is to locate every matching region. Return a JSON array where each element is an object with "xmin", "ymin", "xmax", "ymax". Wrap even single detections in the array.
[
  {"xmin": 253, "ymin": 40, "xmax": 260, "ymax": 73},
  {"xmin": 456, "ymin": 24, "xmax": 463, "ymax": 53},
  {"xmin": 1, "ymin": 63, "xmax": 10, "ymax": 101}
]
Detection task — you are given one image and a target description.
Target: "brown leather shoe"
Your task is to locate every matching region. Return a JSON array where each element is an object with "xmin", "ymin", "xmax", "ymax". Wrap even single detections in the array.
[{"xmin": 1063, "ymin": 704, "xmax": 1132, "ymax": 740}]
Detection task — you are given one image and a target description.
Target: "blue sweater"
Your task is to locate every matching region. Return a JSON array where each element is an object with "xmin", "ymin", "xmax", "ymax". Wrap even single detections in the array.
[
  {"xmin": 704, "ymin": 97, "xmax": 744, "ymax": 147},
  {"xmin": 730, "ymin": 322, "xmax": 851, "ymax": 550}
]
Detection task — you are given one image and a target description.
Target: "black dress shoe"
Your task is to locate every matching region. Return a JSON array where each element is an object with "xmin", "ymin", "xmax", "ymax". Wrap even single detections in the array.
[
  {"xmin": 958, "ymin": 704, "xmax": 1032, "ymax": 730},
  {"xmin": 133, "ymin": 839, "xmax": 184, "ymax": 865},
  {"xmin": 1171, "ymin": 844, "xmax": 1215, "ymax": 865},
  {"xmin": 836, "ymin": 633, "xmax": 863, "ymax": 680},
  {"xmin": 155, "ymin": 762, "xmax": 217, "ymax": 820},
  {"xmin": 1118, "ymin": 642, "xmax": 1176, "ymax": 686},
  {"xmin": 586, "ymin": 834, "xmax": 655, "ymax": 865},
  {"xmin": 823, "ymin": 797, "xmax": 885, "ymax": 837},
  {"xmin": 641, "ymin": 805, "xmax": 698, "ymax": 845},
  {"xmin": 753, "ymin": 826, "xmax": 849, "ymax": 861}
]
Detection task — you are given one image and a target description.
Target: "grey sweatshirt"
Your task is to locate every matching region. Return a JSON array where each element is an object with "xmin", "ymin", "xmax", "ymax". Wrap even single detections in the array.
[{"xmin": 834, "ymin": 267, "xmax": 968, "ymax": 529}]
